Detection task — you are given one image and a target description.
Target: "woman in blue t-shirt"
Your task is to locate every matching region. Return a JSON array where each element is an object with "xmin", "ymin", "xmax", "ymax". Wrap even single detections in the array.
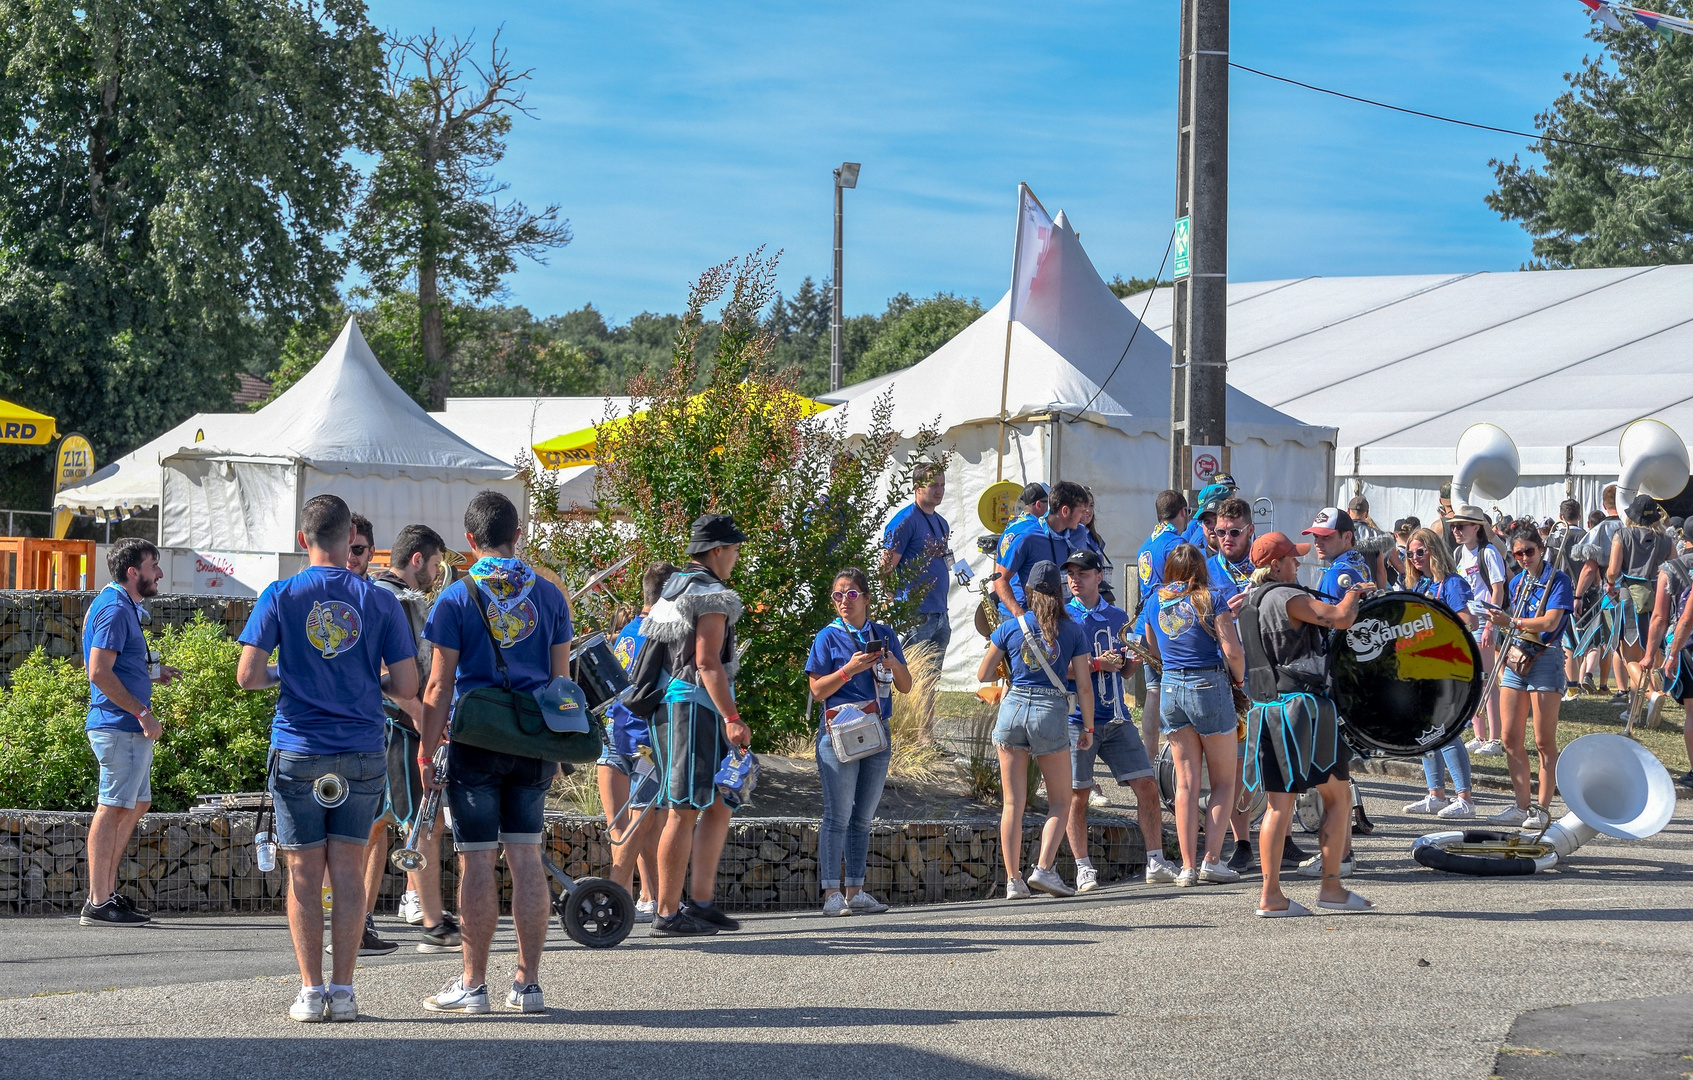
[
  {"xmin": 1483, "ymin": 522, "xmax": 1575, "ymax": 828},
  {"xmin": 977, "ymin": 560, "xmax": 1093, "ymax": 899},
  {"xmin": 1402, "ymin": 528, "xmax": 1478, "ymax": 820},
  {"xmin": 1144, "ymin": 543, "xmax": 1245, "ymax": 887},
  {"xmin": 805, "ymin": 567, "xmax": 912, "ymax": 917}
]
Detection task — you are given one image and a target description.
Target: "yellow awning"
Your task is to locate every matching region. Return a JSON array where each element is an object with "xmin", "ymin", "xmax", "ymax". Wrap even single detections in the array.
[
  {"xmin": 0, "ymin": 399, "xmax": 56, "ymax": 446},
  {"xmin": 532, "ymin": 388, "xmax": 828, "ymax": 469}
]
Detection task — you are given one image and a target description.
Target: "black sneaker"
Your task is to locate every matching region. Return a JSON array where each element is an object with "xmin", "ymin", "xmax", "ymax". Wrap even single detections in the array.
[
  {"xmin": 1281, "ymin": 835, "xmax": 1310, "ymax": 867},
  {"xmin": 418, "ymin": 913, "xmax": 462, "ymax": 953},
  {"xmin": 80, "ymin": 896, "xmax": 148, "ymax": 926},
  {"xmin": 1608, "ymin": 691, "xmax": 1628, "ymax": 705},
  {"xmin": 111, "ymin": 892, "xmax": 152, "ymax": 921},
  {"xmin": 1225, "ymin": 838, "xmax": 1253, "ymax": 873},
  {"xmin": 650, "ymin": 911, "xmax": 719, "ymax": 937},
  {"xmin": 681, "ymin": 898, "xmax": 741, "ymax": 932},
  {"xmin": 1675, "ymin": 770, "xmax": 1693, "ymax": 791},
  {"xmin": 329, "ymin": 913, "xmax": 399, "ymax": 956}
]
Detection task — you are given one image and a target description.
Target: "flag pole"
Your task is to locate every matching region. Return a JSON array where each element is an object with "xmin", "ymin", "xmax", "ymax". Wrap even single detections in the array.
[{"xmin": 997, "ymin": 184, "xmax": 1028, "ymax": 483}]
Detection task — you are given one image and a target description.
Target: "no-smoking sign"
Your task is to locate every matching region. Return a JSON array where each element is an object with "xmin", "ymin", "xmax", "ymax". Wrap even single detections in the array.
[{"xmin": 1189, "ymin": 445, "xmax": 1223, "ymax": 490}]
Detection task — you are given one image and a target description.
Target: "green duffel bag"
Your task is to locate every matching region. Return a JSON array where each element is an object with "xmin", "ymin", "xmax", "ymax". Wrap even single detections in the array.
[{"xmin": 448, "ymin": 596, "xmax": 601, "ymax": 764}]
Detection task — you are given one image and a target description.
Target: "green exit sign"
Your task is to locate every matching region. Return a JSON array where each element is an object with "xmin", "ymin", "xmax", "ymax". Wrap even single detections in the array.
[{"xmin": 1173, "ymin": 216, "xmax": 1191, "ymax": 279}]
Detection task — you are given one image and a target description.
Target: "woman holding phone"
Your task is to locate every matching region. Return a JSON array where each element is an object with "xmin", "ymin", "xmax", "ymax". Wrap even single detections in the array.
[{"xmin": 805, "ymin": 568, "xmax": 912, "ymax": 916}]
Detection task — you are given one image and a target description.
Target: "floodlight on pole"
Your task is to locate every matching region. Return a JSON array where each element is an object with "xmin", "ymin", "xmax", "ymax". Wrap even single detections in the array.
[{"xmin": 831, "ymin": 162, "xmax": 861, "ymax": 392}]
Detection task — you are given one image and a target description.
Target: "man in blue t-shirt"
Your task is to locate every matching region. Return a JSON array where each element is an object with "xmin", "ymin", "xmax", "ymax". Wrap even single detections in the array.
[
  {"xmin": 1303, "ymin": 507, "xmax": 1375, "ymax": 602},
  {"xmin": 418, "ymin": 490, "xmax": 572, "ymax": 1015},
  {"xmin": 237, "ymin": 494, "xmax": 417, "ymax": 1023},
  {"xmin": 882, "ymin": 461, "xmax": 952, "ymax": 744},
  {"xmin": 995, "ymin": 482, "xmax": 1050, "ymax": 565},
  {"xmin": 1133, "ymin": 489, "xmax": 1193, "ymax": 763},
  {"xmin": 995, "ymin": 480, "xmax": 1089, "ymax": 619},
  {"xmin": 80, "ymin": 538, "xmax": 179, "ymax": 928},
  {"xmin": 1058, "ymin": 550, "xmax": 1174, "ymax": 889}
]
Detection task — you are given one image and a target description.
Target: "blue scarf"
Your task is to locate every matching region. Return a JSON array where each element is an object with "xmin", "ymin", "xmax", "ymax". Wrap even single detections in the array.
[
  {"xmin": 1067, "ymin": 595, "xmax": 1113, "ymax": 619},
  {"xmin": 467, "ymin": 557, "xmax": 537, "ymax": 618}
]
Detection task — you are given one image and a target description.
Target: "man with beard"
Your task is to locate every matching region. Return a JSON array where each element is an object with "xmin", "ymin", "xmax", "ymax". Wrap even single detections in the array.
[{"xmin": 80, "ymin": 539, "xmax": 179, "ymax": 926}]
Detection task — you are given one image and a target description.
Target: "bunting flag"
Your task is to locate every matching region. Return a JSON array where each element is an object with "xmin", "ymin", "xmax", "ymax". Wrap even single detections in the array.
[{"xmin": 1581, "ymin": 0, "xmax": 1693, "ymax": 41}]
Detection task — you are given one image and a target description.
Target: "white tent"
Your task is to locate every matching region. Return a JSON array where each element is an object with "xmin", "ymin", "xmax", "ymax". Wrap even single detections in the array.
[
  {"xmin": 1126, "ymin": 266, "xmax": 1693, "ymax": 526},
  {"xmin": 435, "ymin": 396, "xmax": 631, "ymax": 509},
  {"xmin": 161, "ymin": 318, "xmax": 522, "ymax": 552},
  {"xmin": 821, "ymin": 207, "xmax": 1335, "ymax": 689},
  {"xmin": 55, "ymin": 413, "xmax": 249, "ymax": 516}
]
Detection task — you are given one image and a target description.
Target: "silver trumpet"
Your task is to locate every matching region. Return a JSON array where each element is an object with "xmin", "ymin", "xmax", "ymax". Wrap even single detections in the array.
[
  {"xmin": 391, "ymin": 746, "xmax": 447, "ymax": 873},
  {"xmin": 1093, "ymin": 627, "xmax": 1128, "ymax": 723},
  {"xmin": 313, "ymin": 773, "xmax": 348, "ymax": 809}
]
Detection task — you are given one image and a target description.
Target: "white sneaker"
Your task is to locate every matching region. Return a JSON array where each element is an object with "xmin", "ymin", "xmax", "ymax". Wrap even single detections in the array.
[
  {"xmin": 1087, "ymin": 788, "xmax": 1109, "ymax": 807},
  {"xmin": 1475, "ymin": 740, "xmax": 1506, "ymax": 757},
  {"xmin": 1403, "ymin": 794, "xmax": 1450, "ymax": 815},
  {"xmin": 1006, "ymin": 876, "xmax": 1033, "ymax": 900},
  {"xmin": 1487, "ymin": 805, "xmax": 1528, "ymax": 826},
  {"xmin": 505, "ymin": 982, "xmax": 544, "ymax": 1013},
  {"xmin": 424, "ymin": 977, "xmax": 490, "ymax": 1014},
  {"xmin": 1524, "ymin": 808, "xmax": 1550, "ymax": 830},
  {"xmin": 1199, "ymin": 859, "xmax": 1241, "ymax": 884},
  {"xmin": 1296, "ymin": 853, "xmax": 1353, "ymax": 878},
  {"xmin": 1436, "ymin": 797, "xmax": 1477, "ymax": 819},
  {"xmin": 634, "ymin": 898, "xmax": 656, "ymax": 924},
  {"xmin": 289, "ymin": 987, "xmax": 328, "ymax": 1023},
  {"xmin": 847, "ymin": 891, "xmax": 890, "ymax": 914},
  {"xmin": 1562, "ymin": 686, "xmax": 1580, "ymax": 703},
  {"xmin": 399, "ymin": 890, "xmax": 423, "ymax": 925},
  {"xmin": 327, "ymin": 988, "xmax": 357, "ymax": 1022},
  {"xmin": 1145, "ymin": 852, "xmax": 1179, "ymax": 884},
  {"xmin": 822, "ymin": 892, "xmax": 852, "ymax": 917},
  {"xmin": 1463, "ymin": 737, "xmax": 1482, "ymax": 752},
  {"xmin": 1027, "ymin": 866, "xmax": 1076, "ymax": 897},
  {"xmin": 1076, "ymin": 865, "xmax": 1100, "ymax": 893},
  {"xmin": 1175, "ymin": 866, "xmax": 1201, "ymax": 887}
]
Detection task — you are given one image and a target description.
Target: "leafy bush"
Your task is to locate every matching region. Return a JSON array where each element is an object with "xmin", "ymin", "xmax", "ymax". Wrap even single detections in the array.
[{"xmin": 0, "ymin": 616, "xmax": 276, "ymax": 811}]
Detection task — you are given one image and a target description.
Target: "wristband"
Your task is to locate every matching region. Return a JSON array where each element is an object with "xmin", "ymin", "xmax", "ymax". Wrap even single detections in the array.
[
  {"xmin": 725, "ymin": 713, "xmax": 741, "ymax": 724},
  {"xmin": 1090, "ymin": 657, "xmax": 1101, "ymax": 673},
  {"xmin": 416, "ymin": 755, "xmax": 433, "ymax": 765}
]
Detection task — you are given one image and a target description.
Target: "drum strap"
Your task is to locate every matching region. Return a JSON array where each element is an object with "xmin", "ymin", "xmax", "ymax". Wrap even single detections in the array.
[{"xmin": 1242, "ymin": 693, "xmax": 1340, "ymax": 794}]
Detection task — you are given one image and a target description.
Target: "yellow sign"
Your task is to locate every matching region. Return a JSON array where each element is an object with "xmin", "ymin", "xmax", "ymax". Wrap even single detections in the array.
[
  {"xmin": 0, "ymin": 398, "xmax": 56, "ymax": 446},
  {"xmin": 531, "ymin": 387, "xmax": 828, "ymax": 470},
  {"xmin": 52, "ymin": 433, "xmax": 95, "ymax": 538},
  {"xmin": 977, "ymin": 479, "xmax": 1023, "ymax": 534}
]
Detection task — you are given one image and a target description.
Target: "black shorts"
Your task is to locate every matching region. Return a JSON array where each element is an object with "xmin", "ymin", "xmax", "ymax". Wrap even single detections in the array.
[
  {"xmin": 650, "ymin": 698, "xmax": 728, "ymax": 810},
  {"xmin": 1245, "ymin": 693, "xmax": 1348, "ymax": 795},
  {"xmin": 1669, "ymin": 652, "xmax": 1693, "ymax": 703},
  {"xmin": 384, "ymin": 712, "xmax": 421, "ymax": 825}
]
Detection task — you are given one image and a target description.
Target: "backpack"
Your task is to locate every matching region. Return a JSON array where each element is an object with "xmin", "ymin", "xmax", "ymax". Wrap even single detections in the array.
[
  {"xmin": 1237, "ymin": 581, "xmax": 1331, "ymax": 704},
  {"xmin": 622, "ymin": 634, "xmax": 671, "ymax": 722}
]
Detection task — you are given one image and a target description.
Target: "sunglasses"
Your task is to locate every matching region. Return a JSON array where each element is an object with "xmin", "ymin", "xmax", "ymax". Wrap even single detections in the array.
[
  {"xmin": 1217, "ymin": 527, "xmax": 1250, "ymax": 539},
  {"xmin": 1407, "ymin": 548, "xmax": 1429, "ymax": 559},
  {"xmin": 350, "ymin": 544, "xmax": 370, "ymax": 555},
  {"xmin": 1511, "ymin": 548, "xmax": 1539, "ymax": 560},
  {"xmin": 831, "ymin": 589, "xmax": 864, "ymax": 602}
]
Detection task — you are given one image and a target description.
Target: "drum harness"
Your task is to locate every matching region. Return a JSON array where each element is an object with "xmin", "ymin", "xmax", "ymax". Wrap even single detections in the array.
[{"xmin": 1237, "ymin": 582, "xmax": 1342, "ymax": 794}]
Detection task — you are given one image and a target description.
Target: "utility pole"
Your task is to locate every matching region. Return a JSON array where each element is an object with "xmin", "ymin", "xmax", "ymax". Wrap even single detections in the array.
[
  {"xmin": 1169, "ymin": 0, "xmax": 1228, "ymax": 494},
  {"xmin": 830, "ymin": 162, "xmax": 861, "ymax": 393}
]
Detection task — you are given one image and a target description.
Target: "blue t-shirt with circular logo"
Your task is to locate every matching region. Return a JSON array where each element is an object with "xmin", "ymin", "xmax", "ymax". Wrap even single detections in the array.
[
  {"xmin": 425, "ymin": 571, "xmax": 574, "ymax": 699},
  {"xmin": 990, "ymin": 613, "xmax": 1088, "ymax": 692},
  {"xmin": 1149, "ymin": 579, "xmax": 1237, "ymax": 671},
  {"xmin": 239, "ymin": 565, "xmax": 416, "ymax": 755}
]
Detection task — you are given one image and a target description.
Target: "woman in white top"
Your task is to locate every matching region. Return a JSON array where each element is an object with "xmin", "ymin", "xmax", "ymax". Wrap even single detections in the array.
[{"xmin": 1449, "ymin": 505, "xmax": 1507, "ymax": 755}]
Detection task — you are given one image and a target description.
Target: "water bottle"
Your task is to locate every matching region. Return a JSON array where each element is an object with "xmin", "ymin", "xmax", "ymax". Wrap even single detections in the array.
[{"xmin": 254, "ymin": 830, "xmax": 277, "ymax": 873}]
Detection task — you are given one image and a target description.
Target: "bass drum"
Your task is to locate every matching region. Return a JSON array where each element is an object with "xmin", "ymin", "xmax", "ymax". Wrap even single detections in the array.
[
  {"xmin": 1155, "ymin": 744, "xmax": 1267, "ymax": 822},
  {"xmin": 1329, "ymin": 591, "xmax": 1482, "ymax": 758},
  {"xmin": 572, "ymin": 633, "xmax": 632, "ymax": 714}
]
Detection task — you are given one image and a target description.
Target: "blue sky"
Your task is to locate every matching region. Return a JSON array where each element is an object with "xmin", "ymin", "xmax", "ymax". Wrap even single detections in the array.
[{"xmin": 363, "ymin": 1, "xmax": 1602, "ymax": 323}]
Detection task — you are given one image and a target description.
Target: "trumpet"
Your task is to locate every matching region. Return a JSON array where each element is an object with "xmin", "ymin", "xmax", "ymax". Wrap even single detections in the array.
[
  {"xmin": 391, "ymin": 746, "xmax": 447, "ymax": 873},
  {"xmin": 313, "ymin": 773, "xmax": 347, "ymax": 809},
  {"xmin": 1092, "ymin": 627, "xmax": 1129, "ymax": 723}
]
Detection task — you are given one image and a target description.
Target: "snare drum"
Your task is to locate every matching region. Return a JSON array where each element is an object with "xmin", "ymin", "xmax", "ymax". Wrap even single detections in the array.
[
  {"xmin": 573, "ymin": 634, "xmax": 632, "ymax": 713},
  {"xmin": 1154, "ymin": 743, "xmax": 1267, "ymax": 821}
]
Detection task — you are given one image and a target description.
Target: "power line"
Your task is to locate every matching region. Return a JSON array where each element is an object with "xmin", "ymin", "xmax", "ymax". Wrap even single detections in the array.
[
  {"xmin": 1070, "ymin": 226, "xmax": 1176, "ymax": 423},
  {"xmin": 1230, "ymin": 61, "xmax": 1693, "ymax": 166}
]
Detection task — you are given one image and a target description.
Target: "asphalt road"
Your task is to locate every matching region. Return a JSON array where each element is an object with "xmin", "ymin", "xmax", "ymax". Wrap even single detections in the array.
[{"xmin": 3, "ymin": 776, "xmax": 1691, "ymax": 1080}]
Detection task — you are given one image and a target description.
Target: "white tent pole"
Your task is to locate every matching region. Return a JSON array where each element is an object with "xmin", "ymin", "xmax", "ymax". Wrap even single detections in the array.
[{"xmin": 998, "ymin": 183, "xmax": 1031, "ymax": 483}]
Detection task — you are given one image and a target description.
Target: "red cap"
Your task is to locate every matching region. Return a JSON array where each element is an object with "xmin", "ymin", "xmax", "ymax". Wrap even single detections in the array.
[{"xmin": 1250, "ymin": 531, "xmax": 1312, "ymax": 567}]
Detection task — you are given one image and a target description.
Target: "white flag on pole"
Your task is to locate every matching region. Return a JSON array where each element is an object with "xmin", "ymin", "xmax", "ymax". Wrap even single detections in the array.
[{"xmin": 1008, "ymin": 184, "xmax": 1056, "ymax": 325}]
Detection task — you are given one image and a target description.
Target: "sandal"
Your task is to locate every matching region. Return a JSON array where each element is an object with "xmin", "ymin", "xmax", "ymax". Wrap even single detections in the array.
[
  {"xmin": 1315, "ymin": 890, "xmax": 1375, "ymax": 912},
  {"xmin": 1254, "ymin": 899, "xmax": 1311, "ymax": 918}
]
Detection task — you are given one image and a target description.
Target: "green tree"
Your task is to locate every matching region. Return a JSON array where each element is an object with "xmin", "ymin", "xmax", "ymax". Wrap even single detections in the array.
[
  {"xmin": 1489, "ymin": 12, "xmax": 1693, "ymax": 267},
  {"xmin": 0, "ymin": 0, "xmax": 383, "ymax": 510},
  {"xmin": 1108, "ymin": 275, "xmax": 1173, "ymax": 299},
  {"xmin": 523, "ymin": 251, "xmax": 944, "ymax": 742},
  {"xmin": 350, "ymin": 29, "xmax": 573, "ymax": 410},
  {"xmin": 850, "ymin": 292, "xmax": 983, "ymax": 382}
]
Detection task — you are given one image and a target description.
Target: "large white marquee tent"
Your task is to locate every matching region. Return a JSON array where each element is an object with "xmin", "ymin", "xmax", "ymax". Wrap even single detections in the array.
[
  {"xmin": 821, "ymin": 205, "xmax": 1336, "ymax": 688},
  {"xmin": 1128, "ymin": 266, "xmax": 1693, "ymax": 525},
  {"xmin": 160, "ymin": 318, "xmax": 523, "ymax": 552}
]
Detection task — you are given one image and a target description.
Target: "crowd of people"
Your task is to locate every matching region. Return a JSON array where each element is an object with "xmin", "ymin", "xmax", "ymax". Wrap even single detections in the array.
[{"xmin": 70, "ymin": 462, "xmax": 1693, "ymax": 1020}]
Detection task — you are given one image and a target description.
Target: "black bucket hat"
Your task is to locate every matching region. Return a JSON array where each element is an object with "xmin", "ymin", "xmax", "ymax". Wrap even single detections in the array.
[{"xmin": 685, "ymin": 513, "xmax": 748, "ymax": 555}]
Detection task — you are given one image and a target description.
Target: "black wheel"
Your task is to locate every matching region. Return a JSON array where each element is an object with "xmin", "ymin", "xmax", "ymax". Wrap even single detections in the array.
[{"xmin": 559, "ymin": 876, "xmax": 634, "ymax": 948}]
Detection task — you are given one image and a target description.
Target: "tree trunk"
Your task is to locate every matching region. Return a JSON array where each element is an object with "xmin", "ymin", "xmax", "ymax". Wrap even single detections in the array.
[{"xmin": 419, "ymin": 257, "xmax": 448, "ymax": 410}]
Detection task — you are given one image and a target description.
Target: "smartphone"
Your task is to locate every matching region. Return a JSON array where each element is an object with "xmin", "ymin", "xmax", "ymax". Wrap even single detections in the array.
[{"xmin": 862, "ymin": 638, "xmax": 886, "ymax": 655}]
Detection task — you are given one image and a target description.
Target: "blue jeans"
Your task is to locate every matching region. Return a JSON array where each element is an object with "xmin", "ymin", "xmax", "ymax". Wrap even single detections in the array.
[
  {"xmin": 816, "ymin": 724, "xmax": 891, "ymax": 890},
  {"xmin": 993, "ymin": 686, "xmax": 1073, "ymax": 757},
  {"xmin": 1422, "ymin": 740, "xmax": 1473, "ymax": 794},
  {"xmin": 270, "ymin": 750, "xmax": 386, "ymax": 850},
  {"xmin": 901, "ymin": 610, "xmax": 952, "ymax": 661}
]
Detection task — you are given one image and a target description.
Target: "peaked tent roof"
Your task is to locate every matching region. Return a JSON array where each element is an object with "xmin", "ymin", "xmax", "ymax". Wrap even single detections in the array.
[
  {"xmin": 819, "ymin": 208, "xmax": 1332, "ymax": 448},
  {"xmin": 172, "ymin": 318, "xmax": 516, "ymax": 482},
  {"xmin": 56, "ymin": 413, "xmax": 249, "ymax": 512},
  {"xmin": 1124, "ymin": 265, "xmax": 1693, "ymax": 468}
]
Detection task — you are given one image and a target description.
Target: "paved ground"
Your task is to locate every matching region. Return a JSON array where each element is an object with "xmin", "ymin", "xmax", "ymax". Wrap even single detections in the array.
[{"xmin": 3, "ymin": 776, "xmax": 1691, "ymax": 1080}]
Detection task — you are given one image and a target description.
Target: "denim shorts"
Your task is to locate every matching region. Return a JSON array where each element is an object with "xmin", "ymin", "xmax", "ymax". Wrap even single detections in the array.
[
  {"xmin": 1500, "ymin": 644, "xmax": 1567, "ymax": 693},
  {"xmin": 597, "ymin": 743, "xmax": 660, "ymax": 808},
  {"xmin": 446, "ymin": 741, "xmax": 556, "ymax": 851},
  {"xmin": 993, "ymin": 686, "xmax": 1073, "ymax": 757},
  {"xmin": 1070, "ymin": 719, "xmax": 1154, "ymax": 788},
  {"xmin": 88, "ymin": 729, "xmax": 155, "ymax": 809},
  {"xmin": 1160, "ymin": 667, "xmax": 1237, "ymax": 737},
  {"xmin": 270, "ymin": 750, "xmax": 386, "ymax": 850}
]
